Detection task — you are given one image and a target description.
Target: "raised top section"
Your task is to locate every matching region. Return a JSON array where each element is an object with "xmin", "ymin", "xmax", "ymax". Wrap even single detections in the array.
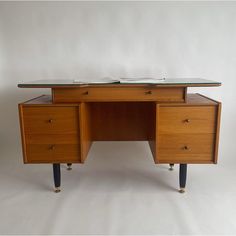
[{"xmin": 18, "ymin": 78, "xmax": 221, "ymax": 88}]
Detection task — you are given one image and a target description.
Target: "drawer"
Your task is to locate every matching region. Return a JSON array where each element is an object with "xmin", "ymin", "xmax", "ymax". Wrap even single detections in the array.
[
  {"xmin": 52, "ymin": 87, "xmax": 185, "ymax": 102},
  {"xmin": 22, "ymin": 106, "xmax": 79, "ymax": 134},
  {"xmin": 158, "ymin": 106, "xmax": 217, "ymax": 134},
  {"xmin": 25, "ymin": 144, "xmax": 80, "ymax": 163},
  {"xmin": 157, "ymin": 134, "xmax": 215, "ymax": 163}
]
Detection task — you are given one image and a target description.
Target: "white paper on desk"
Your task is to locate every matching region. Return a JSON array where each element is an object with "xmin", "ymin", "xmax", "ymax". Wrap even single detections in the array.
[
  {"xmin": 73, "ymin": 77, "xmax": 119, "ymax": 84},
  {"xmin": 73, "ymin": 77, "xmax": 166, "ymax": 84},
  {"xmin": 119, "ymin": 77, "xmax": 165, "ymax": 84}
]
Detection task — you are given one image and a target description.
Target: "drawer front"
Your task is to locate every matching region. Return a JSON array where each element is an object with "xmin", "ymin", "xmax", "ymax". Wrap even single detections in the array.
[
  {"xmin": 25, "ymin": 144, "xmax": 80, "ymax": 163},
  {"xmin": 157, "ymin": 134, "xmax": 215, "ymax": 163},
  {"xmin": 23, "ymin": 106, "xmax": 79, "ymax": 134},
  {"xmin": 52, "ymin": 87, "xmax": 185, "ymax": 102},
  {"xmin": 158, "ymin": 106, "xmax": 217, "ymax": 134}
]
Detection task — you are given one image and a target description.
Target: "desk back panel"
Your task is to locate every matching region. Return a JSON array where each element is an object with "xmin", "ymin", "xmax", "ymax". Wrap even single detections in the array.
[{"xmin": 89, "ymin": 102, "xmax": 156, "ymax": 141}]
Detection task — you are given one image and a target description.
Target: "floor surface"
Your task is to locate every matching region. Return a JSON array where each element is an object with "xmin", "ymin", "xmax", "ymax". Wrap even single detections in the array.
[{"xmin": 0, "ymin": 142, "xmax": 236, "ymax": 235}]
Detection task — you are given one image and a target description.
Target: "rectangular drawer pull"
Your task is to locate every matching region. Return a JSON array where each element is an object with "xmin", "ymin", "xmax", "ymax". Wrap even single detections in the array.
[
  {"xmin": 145, "ymin": 90, "xmax": 152, "ymax": 95},
  {"xmin": 183, "ymin": 119, "xmax": 190, "ymax": 123},
  {"xmin": 182, "ymin": 146, "xmax": 190, "ymax": 150}
]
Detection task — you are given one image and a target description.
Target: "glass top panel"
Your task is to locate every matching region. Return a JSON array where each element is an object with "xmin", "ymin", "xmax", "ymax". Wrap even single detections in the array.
[{"xmin": 18, "ymin": 78, "xmax": 221, "ymax": 87}]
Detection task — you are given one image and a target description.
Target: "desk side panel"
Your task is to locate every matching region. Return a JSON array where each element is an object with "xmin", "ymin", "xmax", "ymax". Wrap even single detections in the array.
[
  {"xmin": 148, "ymin": 102, "xmax": 157, "ymax": 159},
  {"xmin": 18, "ymin": 104, "xmax": 27, "ymax": 163},
  {"xmin": 79, "ymin": 103, "xmax": 92, "ymax": 163}
]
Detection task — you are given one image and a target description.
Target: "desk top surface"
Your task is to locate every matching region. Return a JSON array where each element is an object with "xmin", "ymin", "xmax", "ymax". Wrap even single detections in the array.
[{"xmin": 18, "ymin": 78, "xmax": 221, "ymax": 88}]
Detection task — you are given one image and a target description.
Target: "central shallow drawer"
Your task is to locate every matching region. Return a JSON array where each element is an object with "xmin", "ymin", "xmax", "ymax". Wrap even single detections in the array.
[
  {"xmin": 23, "ymin": 106, "xmax": 79, "ymax": 134},
  {"xmin": 52, "ymin": 87, "xmax": 186, "ymax": 102}
]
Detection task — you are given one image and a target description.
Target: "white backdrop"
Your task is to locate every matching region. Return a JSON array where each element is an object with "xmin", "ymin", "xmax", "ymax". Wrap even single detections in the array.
[
  {"xmin": 0, "ymin": 1, "xmax": 236, "ymax": 234},
  {"xmin": 0, "ymin": 1, "xmax": 235, "ymax": 160}
]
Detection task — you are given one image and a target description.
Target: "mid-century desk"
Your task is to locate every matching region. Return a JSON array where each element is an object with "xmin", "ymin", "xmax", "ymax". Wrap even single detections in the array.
[{"xmin": 18, "ymin": 79, "xmax": 221, "ymax": 193}]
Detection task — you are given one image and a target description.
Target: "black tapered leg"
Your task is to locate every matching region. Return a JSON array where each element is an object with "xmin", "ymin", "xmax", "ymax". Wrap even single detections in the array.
[
  {"xmin": 67, "ymin": 163, "xmax": 72, "ymax": 170},
  {"xmin": 179, "ymin": 164, "xmax": 187, "ymax": 193},
  {"xmin": 53, "ymin": 164, "xmax": 61, "ymax": 193},
  {"xmin": 169, "ymin": 163, "xmax": 174, "ymax": 171}
]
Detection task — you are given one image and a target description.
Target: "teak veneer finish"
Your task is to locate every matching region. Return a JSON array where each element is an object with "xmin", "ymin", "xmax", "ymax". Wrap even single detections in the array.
[
  {"xmin": 52, "ymin": 86, "xmax": 186, "ymax": 103},
  {"xmin": 23, "ymin": 106, "xmax": 79, "ymax": 134},
  {"xmin": 89, "ymin": 102, "xmax": 154, "ymax": 141},
  {"xmin": 19, "ymin": 103, "xmax": 81, "ymax": 163},
  {"xmin": 155, "ymin": 94, "xmax": 221, "ymax": 164},
  {"xmin": 19, "ymin": 93, "xmax": 221, "ymax": 164},
  {"xmin": 79, "ymin": 102, "xmax": 92, "ymax": 163},
  {"xmin": 158, "ymin": 106, "xmax": 217, "ymax": 134},
  {"xmin": 18, "ymin": 81, "xmax": 221, "ymax": 192}
]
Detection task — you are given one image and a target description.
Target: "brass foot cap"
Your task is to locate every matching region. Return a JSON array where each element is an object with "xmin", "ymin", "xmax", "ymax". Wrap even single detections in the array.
[
  {"xmin": 54, "ymin": 187, "xmax": 61, "ymax": 193},
  {"xmin": 179, "ymin": 188, "xmax": 185, "ymax": 193}
]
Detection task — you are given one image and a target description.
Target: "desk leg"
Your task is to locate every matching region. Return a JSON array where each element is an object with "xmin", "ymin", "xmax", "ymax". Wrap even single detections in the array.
[
  {"xmin": 53, "ymin": 164, "xmax": 61, "ymax": 193},
  {"xmin": 67, "ymin": 163, "xmax": 72, "ymax": 170},
  {"xmin": 179, "ymin": 164, "xmax": 187, "ymax": 193},
  {"xmin": 169, "ymin": 164, "xmax": 174, "ymax": 171}
]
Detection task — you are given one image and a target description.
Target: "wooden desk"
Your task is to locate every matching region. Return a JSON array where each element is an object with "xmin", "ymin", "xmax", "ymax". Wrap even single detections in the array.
[{"xmin": 18, "ymin": 79, "xmax": 221, "ymax": 193}]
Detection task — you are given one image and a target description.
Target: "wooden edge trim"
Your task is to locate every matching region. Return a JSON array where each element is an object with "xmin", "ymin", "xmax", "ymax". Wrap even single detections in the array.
[
  {"xmin": 22, "ymin": 95, "xmax": 80, "ymax": 107},
  {"xmin": 155, "ymin": 103, "xmax": 160, "ymax": 164},
  {"xmin": 184, "ymin": 87, "xmax": 187, "ymax": 103},
  {"xmin": 78, "ymin": 103, "xmax": 93, "ymax": 164},
  {"xmin": 18, "ymin": 83, "xmax": 221, "ymax": 89},
  {"xmin": 157, "ymin": 103, "xmax": 215, "ymax": 107},
  {"xmin": 51, "ymin": 88, "xmax": 55, "ymax": 103},
  {"xmin": 20, "ymin": 95, "xmax": 46, "ymax": 104},
  {"xmin": 78, "ymin": 103, "xmax": 84, "ymax": 163},
  {"xmin": 26, "ymin": 160, "xmax": 81, "ymax": 164},
  {"xmin": 155, "ymin": 160, "xmax": 215, "ymax": 164},
  {"xmin": 197, "ymin": 93, "xmax": 220, "ymax": 104},
  {"xmin": 157, "ymin": 94, "xmax": 219, "ymax": 107},
  {"xmin": 18, "ymin": 104, "xmax": 27, "ymax": 163},
  {"xmin": 24, "ymin": 103, "xmax": 80, "ymax": 107},
  {"xmin": 214, "ymin": 102, "xmax": 222, "ymax": 164}
]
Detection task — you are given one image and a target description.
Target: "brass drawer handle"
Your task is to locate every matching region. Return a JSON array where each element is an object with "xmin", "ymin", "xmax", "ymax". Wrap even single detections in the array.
[
  {"xmin": 48, "ymin": 119, "xmax": 53, "ymax": 123},
  {"xmin": 183, "ymin": 146, "xmax": 190, "ymax": 150},
  {"xmin": 49, "ymin": 145, "xmax": 55, "ymax": 150},
  {"xmin": 83, "ymin": 91, "xmax": 89, "ymax": 95},
  {"xmin": 145, "ymin": 90, "xmax": 152, "ymax": 95},
  {"xmin": 184, "ymin": 119, "xmax": 190, "ymax": 123}
]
